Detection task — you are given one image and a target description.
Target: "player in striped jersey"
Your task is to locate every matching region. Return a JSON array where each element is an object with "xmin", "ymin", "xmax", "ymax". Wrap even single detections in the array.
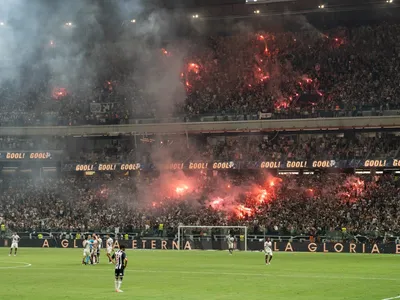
[{"xmin": 112, "ymin": 245, "xmax": 128, "ymax": 293}]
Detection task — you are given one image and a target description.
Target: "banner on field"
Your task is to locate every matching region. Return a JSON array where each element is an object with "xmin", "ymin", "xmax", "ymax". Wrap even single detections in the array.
[{"xmin": 2, "ymin": 239, "xmax": 399, "ymax": 254}]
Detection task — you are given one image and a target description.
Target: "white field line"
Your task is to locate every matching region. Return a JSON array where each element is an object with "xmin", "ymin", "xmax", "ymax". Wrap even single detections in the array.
[
  {"xmin": 23, "ymin": 266, "xmax": 400, "ymax": 282},
  {"xmin": 0, "ymin": 261, "xmax": 32, "ymax": 269},
  {"xmin": 382, "ymin": 296, "xmax": 400, "ymax": 300}
]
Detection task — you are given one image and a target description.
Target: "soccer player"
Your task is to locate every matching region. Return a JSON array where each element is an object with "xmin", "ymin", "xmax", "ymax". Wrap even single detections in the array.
[
  {"xmin": 82, "ymin": 237, "xmax": 92, "ymax": 265},
  {"xmin": 227, "ymin": 234, "xmax": 234, "ymax": 255},
  {"xmin": 9, "ymin": 232, "xmax": 20, "ymax": 256},
  {"xmin": 97, "ymin": 235, "xmax": 102, "ymax": 264},
  {"xmin": 106, "ymin": 234, "xmax": 114, "ymax": 264},
  {"xmin": 264, "ymin": 238, "xmax": 273, "ymax": 265},
  {"xmin": 91, "ymin": 234, "xmax": 99, "ymax": 264},
  {"xmin": 112, "ymin": 245, "xmax": 128, "ymax": 293}
]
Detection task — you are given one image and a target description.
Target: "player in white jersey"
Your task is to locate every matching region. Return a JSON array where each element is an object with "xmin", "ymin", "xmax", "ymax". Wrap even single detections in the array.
[
  {"xmin": 97, "ymin": 235, "xmax": 102, "ymax": 264},
  {"xmin": 264, "ymin": 238, "xmax": 273, "ymax": 265},
  {"xmin": 106, "ymin": 234, "xmax": 114, "ymax": 264},
  {"xmin": 9, "ymin": 233, "xmax": 20, "ymax": 256},
  {"xmin": 227, "ymin": 234, "xmax": 234, "ymax": 255},
  {"xmin": 82, "ymin": 237, "xmax": 92, "ymax": 265},
  {"xmin": 91, "ymin": 234, "xmax": 99, "ymax": 264}
]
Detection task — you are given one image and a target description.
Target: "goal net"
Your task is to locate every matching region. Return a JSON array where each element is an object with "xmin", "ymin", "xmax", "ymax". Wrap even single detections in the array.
[{"xmin": 177, "ymin": 226, "xmax": 248, "ymax": 251}]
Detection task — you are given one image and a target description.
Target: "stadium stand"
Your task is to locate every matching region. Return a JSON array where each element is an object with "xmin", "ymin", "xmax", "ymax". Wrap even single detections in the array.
[{"xmin": 0, "ymin": 23, "xmax": 400, "ymax": 126}]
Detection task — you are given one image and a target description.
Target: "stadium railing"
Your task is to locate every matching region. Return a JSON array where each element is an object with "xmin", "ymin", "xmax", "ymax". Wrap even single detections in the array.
[
  {"xmin": 1, "ymin": 106, "xmax": 400, "ymax": 127},
  {"xmin": 3, "ymin": 115, "xmax": 400, "ymax": 136}
]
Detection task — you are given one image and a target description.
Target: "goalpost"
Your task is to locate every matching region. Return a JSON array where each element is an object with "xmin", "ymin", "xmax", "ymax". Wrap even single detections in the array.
[{"xmin": 177, "ymin": 225, "xmax": 248, "ymax": 251}]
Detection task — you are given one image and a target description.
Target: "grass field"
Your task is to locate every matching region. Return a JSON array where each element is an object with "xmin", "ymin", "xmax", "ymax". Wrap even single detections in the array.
[{"xmin": 0, "ymin": 248, "xmax": 398, "ymax": 300}]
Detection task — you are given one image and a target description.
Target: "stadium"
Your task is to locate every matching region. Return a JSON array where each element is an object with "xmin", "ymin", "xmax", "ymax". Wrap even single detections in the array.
[{"xmin": 0, "ymin": 0, "xmax": 400, "ymax": 299}]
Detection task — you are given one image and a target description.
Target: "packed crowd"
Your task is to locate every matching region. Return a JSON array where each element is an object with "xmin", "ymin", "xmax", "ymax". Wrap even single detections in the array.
[
  {"xmin": 1, "ymin": 172, "xmax": 399, "ymax": 239},
  {"xmin": 0, "ymin": 23, "xmax": 400, "ymax": 126},
  {"xmin": 205, "ymin": 132, "xmax": 400, "ymax": 161},
  {"xmin": 69, "ymin": 132, "xmax": 400, "ymax": 163}
]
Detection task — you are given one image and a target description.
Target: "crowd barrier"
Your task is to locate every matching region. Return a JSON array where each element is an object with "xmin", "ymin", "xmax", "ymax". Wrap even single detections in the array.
[{"xmin": 2, "ymin": 115, "xmax": 400, "ymax": 136}]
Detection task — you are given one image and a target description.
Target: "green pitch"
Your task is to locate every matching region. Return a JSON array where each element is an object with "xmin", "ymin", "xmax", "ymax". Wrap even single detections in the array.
[{"xmin": 0, "ymin": 248, "xmax": 398, "ymax": 300}]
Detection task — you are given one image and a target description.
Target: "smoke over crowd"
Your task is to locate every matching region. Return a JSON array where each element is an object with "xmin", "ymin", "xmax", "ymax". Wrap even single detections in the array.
[{"xmin": 0, "ymin": 0, "xmax": 190, "ymax": 117}]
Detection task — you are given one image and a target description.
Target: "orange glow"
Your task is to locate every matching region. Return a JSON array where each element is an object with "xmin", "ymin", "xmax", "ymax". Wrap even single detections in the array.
[
  {"xmin": 258, "ymin": 189, "xmax": 268, "ymax": 203},
  {"xmin": 236, "ymin": 205, "xmax": 253, "ymax": 218},
  {"xmin": 175, "ymin": 184, "xmax": 189, "ymax": 194},
  {"xmin": 210, "ymin": 197, "xmax": 224, "ymax": 209}
]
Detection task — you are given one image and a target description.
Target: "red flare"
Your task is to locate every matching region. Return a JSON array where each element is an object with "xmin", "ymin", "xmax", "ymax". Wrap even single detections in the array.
[
  {"xmin": 52, "ymin": 87, "xmax": 68, "ymax": 100},
  {"xmin": 188, "ymin": 63, "xmax": 200, "ymax": 74}
]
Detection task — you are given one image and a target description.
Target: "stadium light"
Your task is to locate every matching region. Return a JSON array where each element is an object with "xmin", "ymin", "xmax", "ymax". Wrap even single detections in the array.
[
  {"xmin": 254, "ymin": 9, "xmax": 260, "ymax": 14},
  {"xmin": 130, "ymin": 19, "xmax": 136, "ymax": 23},
  {"xmin": 318, "ymin": 4, "xmax": 325, "ymax": 8},
  {"xmin": 65, "ymin": 22, "xmax": 73, "ymax": 27},
  {"xmin": 386, "ymin": 0, "xmax": 393, "ymax": 3}
]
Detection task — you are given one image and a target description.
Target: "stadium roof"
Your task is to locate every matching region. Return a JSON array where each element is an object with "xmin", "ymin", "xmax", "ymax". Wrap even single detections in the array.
[{"xmin": 145, "ymin": 0, "xmax": 400, "ymax": 25}]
